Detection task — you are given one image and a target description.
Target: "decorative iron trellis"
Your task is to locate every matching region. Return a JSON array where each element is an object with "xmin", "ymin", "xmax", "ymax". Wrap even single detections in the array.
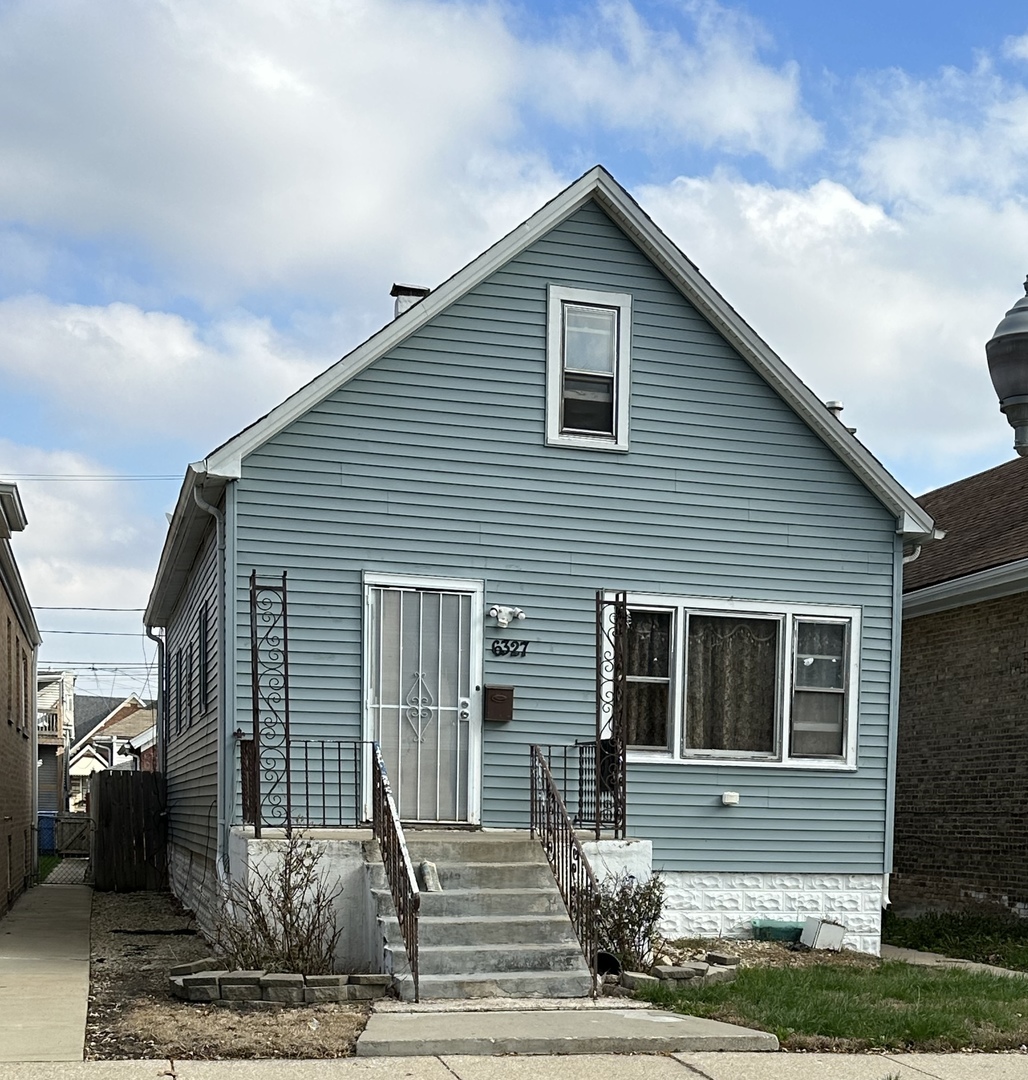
[
  {"xmin": 530, "ymin": 744, "xmax": 599, "ymax": 997},
  {"xmin": 249, "ymin": 570, "xmax": 291, "ymax": 839},
  {"xmin": 593, "ymin": 590, "xmax": 629, "ymax": 839}
]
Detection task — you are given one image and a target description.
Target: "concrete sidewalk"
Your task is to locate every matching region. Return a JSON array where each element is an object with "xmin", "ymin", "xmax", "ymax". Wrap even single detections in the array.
[
  {"xmin": 2, "ymin": 1054, "xmax": 1028, "ymax": 1079},
  {"xmin": 0, "ymin": 883, "xmax": 91, "ymax": 1062}
]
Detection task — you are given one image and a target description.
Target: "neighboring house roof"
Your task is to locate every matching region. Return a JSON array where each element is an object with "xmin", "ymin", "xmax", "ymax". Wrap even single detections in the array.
[
  {"xmin": 73, "ymin": 694, "xmax": 124, "ymax": 744},
  {"xmin": 70, "ymin": 694, "xmax": 154, "ymax": 756},
  {"xmin": 0, "ymin": 482, "xmax": 40, "ymax": 646},
  {"xmin": 903, "ymin": 456, "xmax": 1028, "ymax": 617},
  {"xmin": 146, "ymin": 165, "xmax": 936, "ymax": 626}
]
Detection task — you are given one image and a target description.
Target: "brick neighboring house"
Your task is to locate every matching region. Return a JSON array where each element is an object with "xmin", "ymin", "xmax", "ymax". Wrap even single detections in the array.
[
  {"xmin": 0, "ymin": 482, "xmax": 41, "ymax": 916},
  {"xmin": 892, "ymin": 456, "xmax": 1028, "ymax": 914}
]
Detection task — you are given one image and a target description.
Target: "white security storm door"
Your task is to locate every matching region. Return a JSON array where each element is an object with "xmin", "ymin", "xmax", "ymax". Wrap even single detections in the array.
[{"xmin": 366, "ymin": 582, "xmax": 480, "ymax": 823}]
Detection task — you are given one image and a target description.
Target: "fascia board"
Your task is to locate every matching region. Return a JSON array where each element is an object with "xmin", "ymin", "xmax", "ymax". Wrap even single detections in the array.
[
  {"xmin": 0, "ymin": 539, "xmax": 40, "ymax": 645},
  {"xmin": 588, "ymin": 179, "xmax": 936, "ymax": 539},
  {"xmin": 0, "ymin": 482, "xmax": 27, "ymax": 536},
  {"xmin": 145, "ymin": 466, "xmax": 227, "ymax": 626},
  {"xmin": 903, "ymin": 557, "xmax": 1028, "ymax": 618}
]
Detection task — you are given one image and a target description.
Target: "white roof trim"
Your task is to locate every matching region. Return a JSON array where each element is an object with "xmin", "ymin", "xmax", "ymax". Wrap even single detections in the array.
[
  {"xmin": 194, "ymin": 167, "xmax": 931, "ymax": 536},
  {"xmin": 904, "ymin": 557, "xmax": 1028, "ymax": 619}
]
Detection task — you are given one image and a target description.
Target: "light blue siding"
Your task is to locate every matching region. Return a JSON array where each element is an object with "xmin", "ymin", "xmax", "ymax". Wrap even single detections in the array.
[
  {"xmin": 229, "ymin": 199, "xmax": 898, "ymax": 874},
  {"xmin": 165, "ymin": 525, "xmax": 219, "ymax": 864}
]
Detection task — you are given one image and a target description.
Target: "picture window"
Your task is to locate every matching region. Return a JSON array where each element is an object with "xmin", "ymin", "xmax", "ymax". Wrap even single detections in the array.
[{"xmin": 610, "ymin": 594, "xmax": 859, "ymax": 769}]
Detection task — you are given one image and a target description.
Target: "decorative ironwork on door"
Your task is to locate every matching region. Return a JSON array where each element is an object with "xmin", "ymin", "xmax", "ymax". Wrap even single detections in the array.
[
  {"xmin": 249, "ymin": 570, "xmax": 291, "ymax": 838},
  {"xmin": 367, "ymin": 586, "xmax": 473, "ymax": 822}
]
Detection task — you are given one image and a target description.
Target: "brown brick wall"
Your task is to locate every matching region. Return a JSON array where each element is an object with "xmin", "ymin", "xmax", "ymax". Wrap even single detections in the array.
[
  {"xmin": 893, "ymin": 590, "xmax": 1028, "ymax": 913},
  {"xmin": 0, "ymin": 582, "xmax": 35, "ymax": 917}
]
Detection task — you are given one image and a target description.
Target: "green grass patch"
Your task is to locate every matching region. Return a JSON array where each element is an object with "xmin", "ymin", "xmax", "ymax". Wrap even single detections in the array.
[
  {"xmin": 639, "ymin": 961, "xmax": 1028, "ymax": 1051},
  {"xmin": 884, "ymin": 909, "xmax": 1028, "ymax": 972},
  {"xmin": 37, "ymin": 855, "xmax": 61, "ymax": 882}
]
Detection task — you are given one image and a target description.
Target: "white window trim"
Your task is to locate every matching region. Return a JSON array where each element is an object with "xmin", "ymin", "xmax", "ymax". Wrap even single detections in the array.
[
  {"xmin": 610, "ymin": 592, "xmax": 861, "ymax": 771},
  {"xmin": 546, "ymin": 285, "xmax": 632, "ymax": 451}
]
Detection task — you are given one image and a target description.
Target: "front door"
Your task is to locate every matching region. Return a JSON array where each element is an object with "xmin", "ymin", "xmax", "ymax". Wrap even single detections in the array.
[{"xmin": 365, "ymin": 578, "xmax": 481, "ymax": 823}]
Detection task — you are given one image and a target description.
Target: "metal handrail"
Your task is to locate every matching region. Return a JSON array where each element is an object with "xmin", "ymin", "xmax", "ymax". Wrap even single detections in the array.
[
  {"xmin": 371, "ymin": 743, "xmax": 420, "ymax": 1002},
  {"xmin": 530, "ymin": 744, "xmax": 599, "ymax": 998}
]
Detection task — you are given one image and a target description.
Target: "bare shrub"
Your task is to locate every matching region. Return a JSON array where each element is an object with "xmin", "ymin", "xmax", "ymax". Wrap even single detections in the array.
[
  {"xmin": 216, "ymin": 832, "xmax": 343, "ymax": 974},
  {"xmin": 596, "ymin": 870, "xmax": 666, "ymax": 971}
]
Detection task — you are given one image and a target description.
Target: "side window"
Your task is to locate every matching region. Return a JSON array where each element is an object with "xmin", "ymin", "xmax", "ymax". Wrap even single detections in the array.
[
  {"xmin": 174, "ymin": 649, "xmax": 183, "ymax": 734},
  {"xmin": 198, "ymin": 604, "xmax": 209, "ymax": 714},
  {"xmin": 546, "ymin": 285, "xmax": 632, "ymax": 450}
]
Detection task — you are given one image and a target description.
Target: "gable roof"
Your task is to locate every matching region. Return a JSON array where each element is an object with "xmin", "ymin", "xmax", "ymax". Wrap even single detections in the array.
[
  {"xmin": 147, "ymin": 166, "xmax": 935, "ymax": 625},
  {"xmin": 903, "ymin": 457, "xmax": 1028, "ymax": 617},
  {"xmin": 70, "ymin": 694, "xmax": 152, "ymax": 755},
  {"xmin": 73, "ymin": 694, "xmax": 124, "ymax": 744}
]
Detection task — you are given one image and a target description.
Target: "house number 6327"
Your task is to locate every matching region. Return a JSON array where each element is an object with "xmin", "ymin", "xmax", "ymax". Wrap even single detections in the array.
[{"xmin": 492, "ymin": 640, "xmax": 529, "ymax": 657}]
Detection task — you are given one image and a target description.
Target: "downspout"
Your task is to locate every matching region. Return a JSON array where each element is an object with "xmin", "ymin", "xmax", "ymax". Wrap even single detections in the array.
[
  {"xmin": 884, "ymin": 529, "xmax": 909, "ymax": 906},
  {"xmin": 193, "ymin": 479, "xmax": 230, "ymax": 880},
  {"xmin": 144, "ymin": 626, "xmax": 165, "ymax": 773}
]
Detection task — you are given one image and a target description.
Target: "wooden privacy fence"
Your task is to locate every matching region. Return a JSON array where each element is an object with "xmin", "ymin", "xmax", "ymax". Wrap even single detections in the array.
[{"xmin": 91, "ymin": 770, "xmax": 168, "ymax": 891}]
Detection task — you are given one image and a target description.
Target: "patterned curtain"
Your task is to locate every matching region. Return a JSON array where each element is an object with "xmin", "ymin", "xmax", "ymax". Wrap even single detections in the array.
[{"xmin": 686, "ymin": 614, "xmax": 778, "ymax": 752}]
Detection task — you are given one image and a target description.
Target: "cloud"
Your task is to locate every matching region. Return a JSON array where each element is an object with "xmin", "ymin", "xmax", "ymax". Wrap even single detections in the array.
[
  {"xmin": 531, "ymin": 0, "xmax": 821, "ymax": 168},
  {"xmin": 852, "ymin": 63, "xmax": 1028, "ymax": 206},
  {"xmin": 637, "ymin": 170, "xmax": 1025, "ymax": 488},
  {"xmin": 0, "ymin": 0, "xmax": 547, "ymax": 303},
  {"xmin": 0, "ymin": 296, "xmax": 323, "ymax": 449},
  {"xmin": 1003, "ymin": 33, "xmax": 1028, "ymax": 62},
  {"xmin": 0, "ymin": 0, "xmax": 824, "ymax": 310}
]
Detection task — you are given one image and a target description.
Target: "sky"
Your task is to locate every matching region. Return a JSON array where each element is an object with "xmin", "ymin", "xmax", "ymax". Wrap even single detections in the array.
[{"xmin": 2, "ymin": 0, "xmax": 1028, "ymax": 696}]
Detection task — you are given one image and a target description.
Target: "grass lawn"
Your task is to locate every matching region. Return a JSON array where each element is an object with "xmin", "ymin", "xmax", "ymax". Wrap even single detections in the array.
[
  {"xmin": 884, "ymin": 909, "xmax": 1028, "ymax": 972},
  {"xmin": 639, "ymin": 960, "xmax": 1028, "ymax": 1051},
  {"xmin": 37, "ymin": 855, "xmax": 61, "ymax": 882}
]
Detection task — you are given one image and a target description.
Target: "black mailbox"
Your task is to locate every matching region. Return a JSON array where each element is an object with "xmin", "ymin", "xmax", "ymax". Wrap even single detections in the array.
[{"xmin": 484, "ymin": 685, "xmax": 515, "ymax": 722}]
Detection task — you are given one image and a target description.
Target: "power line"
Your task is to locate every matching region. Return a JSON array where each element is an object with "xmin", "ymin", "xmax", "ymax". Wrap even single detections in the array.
[
  {"xmin": 40, "ymin": 630, "xmax": 149, "ymax": 637},
  {"xmin": 4, "ymin": 474, "xmax": 179, "ymax": 482},
  {"xmin": 35, "ymin": 606, "xmax": 145, "ymax": 612}
]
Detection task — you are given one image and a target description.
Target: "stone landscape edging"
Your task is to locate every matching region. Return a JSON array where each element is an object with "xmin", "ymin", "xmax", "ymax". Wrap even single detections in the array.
[{"xmin": 169, "ymin": 957, "xmax": 390, "ymax": 1004}]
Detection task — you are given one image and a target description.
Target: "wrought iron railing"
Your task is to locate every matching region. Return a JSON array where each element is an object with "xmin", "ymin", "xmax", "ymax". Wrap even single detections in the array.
[
  {"xmin": 595, "ymin": 591, "xmax": 628, "ymax": 839},
  {"xmin": 530, "ymin": 744, "xmax": 599, "ymax": 998},
  {"xmin": 241, "ymin": 735, "xmax": 367, "ymax": 829},
  {"xmin": 535, "ymin": 739, "xmax": 623, "ymax": 833},
  {"xmin": 371, "ymin": 743, "xmax": 420, "ymax": 1002}
]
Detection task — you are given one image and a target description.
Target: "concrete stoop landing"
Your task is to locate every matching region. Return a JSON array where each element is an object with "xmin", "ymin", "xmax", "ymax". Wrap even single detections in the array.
[{"xmin": 366, "ymin": 830, "xmax": 594, "ymax": 1001}]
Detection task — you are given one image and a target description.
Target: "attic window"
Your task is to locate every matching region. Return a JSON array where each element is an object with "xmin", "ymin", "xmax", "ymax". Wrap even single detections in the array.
[{"xmin": 546, "ymin": 285, "xmax": 632, "ymax": 450}]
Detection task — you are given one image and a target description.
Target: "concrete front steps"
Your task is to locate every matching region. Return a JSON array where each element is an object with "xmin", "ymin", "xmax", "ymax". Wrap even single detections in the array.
[{"xmin": 367, "ymin": 830, "xmax": 593, "ymax": 1001}]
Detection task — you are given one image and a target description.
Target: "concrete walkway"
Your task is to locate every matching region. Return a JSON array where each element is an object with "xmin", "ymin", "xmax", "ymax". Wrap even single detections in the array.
[
  {"xmin": 0, "ymin": 883, "xmax": 91, "ymax": 1062},
  {"xmin": 881, "ymin": 942, "xmax": 1028, "ymax": 979},
  {"xmin": 3, "ymin": 1054, "xmax": 1028, "ymax": 1079}
]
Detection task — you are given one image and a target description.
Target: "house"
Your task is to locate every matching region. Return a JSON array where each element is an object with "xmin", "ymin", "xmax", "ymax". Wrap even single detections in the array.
[
  {"xmin": 892, "ymin": 456, "xmax": 1028, "ymax": 915},
  {"xmin": 0, "ymin": 482, "xmax": 41, "ymax": 916},
  {"xmin": 145, "ymin": 166, "xmax": 934, "ymax": 986},
  {"xmin": 36, "ymin": 670, "xmax": 75, "ymax": 814},
  {"xmin": 67, "ymin": 694, "xmax": 156, "ymax": 811}
]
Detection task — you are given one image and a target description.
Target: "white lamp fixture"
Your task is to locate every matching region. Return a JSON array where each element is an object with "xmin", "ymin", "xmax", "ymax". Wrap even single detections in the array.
[{"xmin": 488, "ymin": 605, "xmax": 526, "ymax": 628}]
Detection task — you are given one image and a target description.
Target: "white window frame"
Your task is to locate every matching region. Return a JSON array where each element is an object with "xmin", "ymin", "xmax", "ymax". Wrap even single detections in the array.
[
  {"xmin": 546, "ymin": 285, "xmax": 632, "ymax": 451},
  {"xmin": 611, "ymin": 593, "xmax": 861, "ymax": 771}
]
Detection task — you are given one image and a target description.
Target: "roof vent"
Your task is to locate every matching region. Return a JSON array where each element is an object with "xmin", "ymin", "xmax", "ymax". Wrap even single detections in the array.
[
  {"xmin": 825, "ymin": 400, "xmax": 856, "ymax": 435},
  {"xmin": 390, "ymin": 283, "xmax": 430, "ymax": 318}
]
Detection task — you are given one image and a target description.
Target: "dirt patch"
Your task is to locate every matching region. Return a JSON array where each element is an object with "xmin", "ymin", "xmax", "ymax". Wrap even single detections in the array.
[
  {"xmin": 662, "ymin": 936, "xmax": 882, "ymax": 970},
  {"xmin": 87, "ymin": 891, "xmax": 368, "ymax": 1060}
]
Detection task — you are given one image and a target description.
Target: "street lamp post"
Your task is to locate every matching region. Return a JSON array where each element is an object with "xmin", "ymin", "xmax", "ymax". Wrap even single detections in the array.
[{"xmin": 986, "ymin": 277, "xmax": 1028, "ymax": 457}]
